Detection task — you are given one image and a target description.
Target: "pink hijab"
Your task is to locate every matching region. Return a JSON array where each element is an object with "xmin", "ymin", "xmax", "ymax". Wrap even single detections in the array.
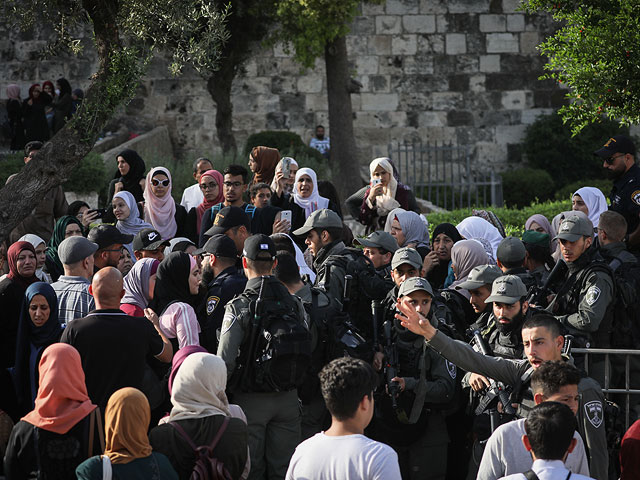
[
  {"xmin": 6, "ymin": 85, "xmax": 21, "ymax": 100},
  {"xmin": 196, "ymin": 169, "xmax": 224, "ymax": 232},
  {"xmin": 144, "ymin": 167, "xmax": 177, "ymax": 240}
]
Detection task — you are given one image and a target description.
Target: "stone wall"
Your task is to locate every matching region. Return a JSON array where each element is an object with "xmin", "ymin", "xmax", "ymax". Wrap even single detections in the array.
[{"xmin": 0, "ymin": 0, "xmax": 563, "ymax": 170}]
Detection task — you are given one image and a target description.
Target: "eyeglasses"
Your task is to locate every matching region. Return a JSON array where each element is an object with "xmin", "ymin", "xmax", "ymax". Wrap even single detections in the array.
[
  {"xmin": 200, "ymin": 182, "xmax": 219, "ymax": 191},
  {"xmin": 223, "ymin": 181, "xmax": 243, "ymax": 188},
  {"xmin": 151, "ymin": 179, "xmax": 170, "ymax": 187},
  {"xmin": 605, "ymin": 153, "xmax": 625, "ymax": 165}
]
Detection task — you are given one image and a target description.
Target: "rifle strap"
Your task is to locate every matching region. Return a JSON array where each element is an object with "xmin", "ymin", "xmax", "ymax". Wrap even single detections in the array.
[
  {"xmin": 509, "ymin": 366, "xmax": 535, "ymax": 408},
  {"xmin": 409, "ymin": 342, "xmax": 429, "ymax": 423}
]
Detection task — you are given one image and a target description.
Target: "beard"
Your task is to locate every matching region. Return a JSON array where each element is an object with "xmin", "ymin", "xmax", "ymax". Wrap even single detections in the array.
[
  {"xmin": 201, "ymin": 264, "xmax": 215, "ymax": 286},
  {"xmin": 495, "ymin": 309, "xmax": 525, "ymax": 335}
]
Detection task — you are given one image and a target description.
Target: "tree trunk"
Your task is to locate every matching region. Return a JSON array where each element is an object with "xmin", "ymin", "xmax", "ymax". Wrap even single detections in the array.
[
  {"xmin": 207, "ymin": 62, "xmax": 238, "ymax": 156},
  {"xmin": 325, "ymin": 35, "xmax": 359, "ymax": 206}
]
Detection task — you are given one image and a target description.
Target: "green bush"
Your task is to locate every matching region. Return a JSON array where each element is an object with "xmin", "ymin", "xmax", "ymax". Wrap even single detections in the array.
[
  {"xmin": 500, "ymin": 168, "xmax": 555, "ymax": 208},
  {"xmin": 522, "ymin": 112, "xmax": 628, "ymax": 189},
  {"xmin": 426, "ymin": 199, "xmax": 571, "ymax": 239},
  {"xmin": 0, "ymin": 153, "xmax": 24, "ymax": 185},
  {"xmin": 244, "ymin": 131, "xmax": 305, "ymax": 155},
  {"xmin": 554, "ymin": 178, "xmax": 611, "ymax": 202}
]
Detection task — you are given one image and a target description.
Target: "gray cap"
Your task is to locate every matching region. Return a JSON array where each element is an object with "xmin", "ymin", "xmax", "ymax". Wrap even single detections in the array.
[
  {"xmin": 398, "ymin": 276, "xmax": 434, "ymax": 297},
  {"xmin": 497, "ymin": 237, "xmax": 526, "ymax": 264},
  {"xmin": 485, "ymin": 275, "xmax": 527, "ymax": 304},
  {"xmin": 292, "ymin": 209, "xmax": 342, "ymax": 237},
  {"xmin": 58, "ymin": 236, "xmax": 99, "ymax": 265},
  {"xmin": 391, "ymin": 247, "xmax": 422, "ymax": 270},
  {"xmin": 554, "ymin": 215, "xmax": 594, "ymax": 242},
  {"xmin": 455, "ymin": 265, "xmax": 502, "ymax": 291},
  {"xmin": 354, "ymin": 231, "xmax": 398, "ymax": 253}
]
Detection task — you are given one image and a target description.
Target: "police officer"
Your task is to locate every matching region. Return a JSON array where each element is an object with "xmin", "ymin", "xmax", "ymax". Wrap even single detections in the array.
[
  {"xmin": 522, "ymin": 230, "xmax": 554, "ymax": 287},
  {"xmin": 217, "ymin": 234, "xmax": 309, "ymax": 479},
  {"xmin": 196, "ymin": 234, "xmax": 246, "ymax": 353},
  {"xmin": 395, "ymin": 310, "xmax": 609, "ymax": 479},
  {"xmin": 496, "ymin": 237, "xmax": 536, "ymax": 290},
  {"xmin": 372, "ymin": 276, "xmax": 455, "ymax": 480},
  {"xmin": 594, "ymin": 134, "xmax": 640, "ymax": 251},
  {"xmin": 355, "ymin": 230, "xmax": 399, "ymax": 289},
  {"xmin": 454, "ymin": 264, "xmax": 503, "ymax": 334}
]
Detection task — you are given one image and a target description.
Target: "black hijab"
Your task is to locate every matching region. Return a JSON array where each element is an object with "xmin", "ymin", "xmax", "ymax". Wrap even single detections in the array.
[
  {"xmin": 114, "ymin": 149, "xmax": 146, "ymax": 202},
  {"xmin": 427, "ymin": 223, "xmax": 463, "ymax": 290},
  {"xmin": 431, "ymin": 223, "xmax": 463, "ymax": 245},
  {"xmin": 149, "ymin": 252, "xmax": 195, "ymax": 315}
]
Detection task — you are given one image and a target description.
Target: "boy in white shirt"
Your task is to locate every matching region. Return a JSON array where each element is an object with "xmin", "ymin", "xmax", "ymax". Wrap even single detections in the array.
[{"xmin": 286, "ymin": 357, "xmax": 401, "ymax": 480}]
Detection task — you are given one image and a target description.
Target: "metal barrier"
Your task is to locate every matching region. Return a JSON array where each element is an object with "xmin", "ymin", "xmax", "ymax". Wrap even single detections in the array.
[
  {"xmin": 387, "ymin": 140, "xmax": 503, "ymax": 210},
  {"xmin": 573, "ymin": 347, "xmax": 640, "ymax": 430}
]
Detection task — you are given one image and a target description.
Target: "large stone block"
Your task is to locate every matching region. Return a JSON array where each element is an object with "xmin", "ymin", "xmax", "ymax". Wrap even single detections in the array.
[
  {"xmin": 436, "ymin": 15, "xmax": 448, "ymax": 33},
  {"xmin": 297, "ymin": 76, "xmax": 323, "ymax": 94},
  {"xmin": 475, "ymin": 109, "xmax": 522, "ymax": 127},
  {"xmin": 448, "ymin": 0, "xmax": 491, "ymax": 14},
  {"xmin": 521, "ymin": 108, "xmax": 555, "ymax": 124},
  {"xmin": 486, "ymin": 33, "xmax": 519, "ymax": 53},
  {"xmin": 466, "ymin": 33, "xmax": 486, "ymax": 54},
  {"xmin": 456, "ymin": 55, "xmax": 480, "ymax": 73},
  {"xmin": 378, "ymin": 55, "xmax": 406, "ymax": 74},
  {"xmin": 432, "ymin": 92, "xmax": 464, "ymax": 110},
  {"xmin": 392, "ymin": 35, "xmax": 418, "ymax": 55},
  {"xmin": 469, "ymin": 74, "xmax": 486, "ymax": 92},
  {"xmin": 351, "ymin": 16, "xmax": 376, "ymax": 35},
  {"xmin": 412, "ymin": 54, "xmax": 436, "ymax": 74},
  {"xmin": 271, "ymin": 76, "xmax": 298, "ymax": 95},
  {"xmin": 486, "ymin": 73, "xmax": 529, "ymax": 90},
  {"xmin": 386, "ymin": 0, "xmax": 419, "ymax": 15},
  {"xmin": 476, "ymin": 141, "xmax": 508, "ymax": 165},
  {"xmin": 502, "ymin": 0, "xmax": 521, "ymax": 13},
  {"xmin": 419, "ymin": 0, "xmax": 448, "ymax": 14},
  {"xmin": 446, "ymin": 33, "xmax": 467, "ymax": 55},
  {"xmin": 231, "ymin": 77, "xmax": 271, "ymax": 95},
  {"xmin": 346, "ymin": 35, "xmax": 368, "ymax": 56},
  {"xmin": 447, "ymin": 109, "xmax": 475, "ymax": 126},
  {"xmin": 362, "ymin": 2, "xmax": 386, "ymax": 15},
  {"xmin": 506, "ymin": 14, "xmax": 525, "ymax": 32},
  {"xmin": 419, "ymin": 111, "xmax": 447, "ymax": 127},
  {"xmin": 501, "ymin": 90, "xmax": 532, "ymax": 110},
  {"xmin": 446, "ymin": 13, "xmax": 478, "ymax": 32},
  {"xmin": 495, "ymin": 124, "xmax": 527, "ymax": 144},
  {"xmin": 376, "ymin": 16, "xmax": 402, "ymax": 34},
  {"xmin": 479, "ymin": 54, "xmax": 501, "ymax": 72},
  {"xmin": 305, "ymin": 94, "xmax": 328, "ymax": 112},
  {"xmin": 520, "ymin": 31, "xmax": 540, "ymax": 54},
  {"xmin": 360, "ymin": 93, "xmax": 400, "ymax": 111},
  {"xmin": 433, "ymin": 55, "xmax": 457, "ymax": 76},
  {"xmin": 417, "ymin": 34, "xmax": 445, "ymax": 54},
  {"xmin": 368, "ymin": 35, "xmax": 392, "ymax": 55},
  {"xmin": 355, "ymin": 55, "xmax": 380, "ymax": 74},
  {"xmin": 479, "ymin": 14, "xmax": 506, "ymax": 32},
  {"xmin": 370, "ymin": 75, "xmax": 391, "ymax": 93},
  {"xmin": 449, "ymin": 74, "xmax": 470, "ymax": 91},
  {"xmin": 402, "ymin": 15, "xmax": 436, "ymax": 33}
]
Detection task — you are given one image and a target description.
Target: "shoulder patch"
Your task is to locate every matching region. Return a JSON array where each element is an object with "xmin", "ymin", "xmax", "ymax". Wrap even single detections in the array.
[
  {"xmin": 584, "ymin": 400, "xmax": 604, "ymax": 429},
  {"xmin": 585, "ymin": 286, "xmax": 601, "ymax": 306},
  {"xmin": 631, "ymin": 189, "xmax": 640, "ymax": 206},
  {"xmin": 446, "ymin": 360, "xmax": 456, "ymax": 379},
  {"xmin": 206, "ymin": 296, "xmax": 220, "ymax": 315},
  {"xmin": 221, "ymin": 312, "xmax": 237, "ymax": 335}
]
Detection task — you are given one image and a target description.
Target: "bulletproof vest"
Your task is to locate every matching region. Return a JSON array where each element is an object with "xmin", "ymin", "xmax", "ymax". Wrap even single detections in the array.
[
  {"xmin": 487, "ymin": 328, "xmax": 524, "ymax": 360},
  {"xmin": 394, "ymin": 324, "xmax": 427, "ymax": 379},
  {"xmin": 504, "ymin": 267, "xmax": 538, "ymax": 292},
  {"xmin": 511, "ymin": 367, "xmax": 535, "ymax": 419}
]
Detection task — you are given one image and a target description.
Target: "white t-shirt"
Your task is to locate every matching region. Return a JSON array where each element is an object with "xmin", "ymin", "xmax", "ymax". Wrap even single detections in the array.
[
  {"xmin": 499, "ymin": 459, "xmax": 594, "ymax": 480},
  {"xmin": 180, "ymin": 183, "xmax": 203, "ymax": 212},
  {"xmin": 286, "ymin": 433, "xmax": 401, "ymax": 480}
]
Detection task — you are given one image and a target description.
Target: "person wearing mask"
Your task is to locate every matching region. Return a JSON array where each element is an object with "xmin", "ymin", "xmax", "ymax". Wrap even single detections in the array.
[
  {"xmin": 120, "ymin": 258, "xmax": 159, "ymax": 317},
  {"xmin": 496, "ymin": 237, "xmax": 537, "ymax": 290},
  {"xmin": 356, "ymin": 157, "xmax": 419, "ymax": 233},
  {"xmin": 248, "ymin": 146, "xmax": 280, "ymax": 187},
  {"xmin": 10, "ymin": 282, "xmax": 63, "ymax": 419},
  {"xmin": 87, "ymin": 224, "xmax": 133, "ymax": 272},
  {"xmin": 180, "ymin": 157, "xmax": 213, "ymax": 212},
  {"xmin": 572, "ymin": 187, "xmax": 608, "ymax": 233},
  {"xmin": 521, "ymin": 230, "xmax": 555, "ymax": 287},
  {"xmin": 6, "ymin": 84, "xmax": 25, "ymax": 150},
  {"xmin": 594, "ymin": 134, "xmax": 640, "ymax": 251},
  {"xmin": 61, "ymin": 267, "xmax": 173, "ymax": 412},
  {"xmin": 22, "ymin": 83, "xmax": 51, "ymax": 142},
  {"xmin": 388, "ymin": 209, "xmax": 430, "ymax": 258},
  {"xmin": 103, "ymin": 149, "xmax": 146, "ymax": 223},
  {"xmin": 149, "ymin": 353, "xmax": 249, "ymax": 478},
  {"xmin": 44, "ymin": 215, "xmax": 84, "ymax": 282},
  {"xmin": 144, "ymin": 166, "xmax": 189, "ymax": 240},
  {"xmin": 52, "ymin": 77, "xmax": 73, "ymax": 133},
  {"xmin": 75, "ymin": 387, "xmax": 177, "ymax": 479},
  {"xmin": 424, "ymin": 223, "xmax": 462, "ymax": 290},
  {"xmin": 456, "ymin": 216, "xmax": 504, "ymax": 264},
  {"xmin": 112, "ymin": 190, "xmax": 153, "ymax": 259},
  {"xmin": 9, "ymin": 141, "xmax": 68, "ymax": 244},
  {"xmin": 51, "ymin": 236, "xmax": 98, "ymax": 325},
  {"xmin": 4, "ymin": 344, "xmax": 103, "ymax": 478},
  {"xmin": 193, "ymin": 168, "xmax": 224, "ymax": 238},
  {"xmin": 148, "ymin": 252, "xmax": 202, "ymax": 351},
  {"xmin": 18, "ymin": 234, "xmax": 51, "ymax": 283},
  {"xmin": 132, "ymin": 228, "xmax": 169, "ymax": 262},
  {"xmin": 525, "ymin": 213, "xmax": 556, "ymax": 254}
]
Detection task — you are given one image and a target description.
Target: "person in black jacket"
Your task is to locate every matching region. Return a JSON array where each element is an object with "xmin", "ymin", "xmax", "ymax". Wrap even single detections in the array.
[
  {"xmin": 52, "ymin": 77, "xmax": 73, "ymax": 134},
  {"xmin": 22, "ymin": 84, "xmax": 51, "ymax": 143}
]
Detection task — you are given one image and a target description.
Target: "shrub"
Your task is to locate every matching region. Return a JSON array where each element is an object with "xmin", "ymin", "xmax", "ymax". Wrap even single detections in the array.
[
  {"xmin": 554, "ymin": 178, "xmax": 611, "ymax": 202},
  {"xmin": 244, "ymin": 131, "xmax": 305, "ymax": 155},
  {"xmin": 500, "ymin": 168, "xmax": 555, "ymax": 208},
  {"xmin": 522, "ymin": 112, "xmax": 628, "ymax": 189}
]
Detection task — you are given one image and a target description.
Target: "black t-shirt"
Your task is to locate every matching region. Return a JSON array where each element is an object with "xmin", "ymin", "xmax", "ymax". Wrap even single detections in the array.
[{"xmin": 60, "ymin": 309, "xmax": 164, "ymax": 411}]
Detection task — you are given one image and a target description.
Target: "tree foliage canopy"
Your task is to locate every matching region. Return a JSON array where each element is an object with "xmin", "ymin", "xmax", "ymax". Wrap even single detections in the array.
[{"xmin": 523, "ymin": 0, "xmax": 640, "ymax": 134}]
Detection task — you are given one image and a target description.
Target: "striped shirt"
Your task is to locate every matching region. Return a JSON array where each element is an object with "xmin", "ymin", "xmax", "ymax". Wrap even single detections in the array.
[
  {"xmin": 159, "ymin": 302, "xmax": 201, "ymax": 348},
  {"xmin": 51, "ymin": 276, "xmax": 95, "ymax": 326}
]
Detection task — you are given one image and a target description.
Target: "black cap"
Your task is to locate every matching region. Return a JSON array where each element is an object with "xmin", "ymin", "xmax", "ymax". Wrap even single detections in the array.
[
  {"xmin": 194, "ymin": 234, "xmax": 237, "ymax": 258},
  {"xmin": 242, "ymin": 234, "xmax": 276, "ymax": 260},
  {"xmin": 132, "ymin": 228, "xmax": 170, "ymax": 251},
  {"xmin": 205, "ymin": 206, "xmax": 251, "ymax": 236},
  {"xmin": 594, "ymin": 135, "xmax": 636, "ymax": 158},
  {"xmin": 87, "ymin": 224, "xmax": 134, "ymax": 250}
]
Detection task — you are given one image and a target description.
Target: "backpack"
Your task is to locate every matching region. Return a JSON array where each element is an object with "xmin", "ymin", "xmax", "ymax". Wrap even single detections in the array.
[
  {"xmin": 171, "ymin": 418, "xmax": 232, "ymax": 480},
  {"xmin": 210, "ymin": 203, "xmax": 256, "ymax": 222},
  {"xmin": 436, "ymin": 289, "xmax": 474, "ymax": 341},
  {"xmin": 605, "ymin": 253, "xmax": 640, "ymax": 348}
]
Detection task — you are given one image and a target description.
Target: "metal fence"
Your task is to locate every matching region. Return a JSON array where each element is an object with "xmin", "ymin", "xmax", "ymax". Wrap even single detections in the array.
[
  {"xmin": 387, "ymin": 140, "xmax": 503, "ymax": 210},
  {"xmin": 573, "ymin": 347, "xmax": 640, "ymax": 430}
]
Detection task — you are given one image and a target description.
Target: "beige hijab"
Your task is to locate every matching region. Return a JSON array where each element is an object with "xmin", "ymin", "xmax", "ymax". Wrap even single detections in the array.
[{"xmin": 367, "ymin": 157, "xmax": 400, "ymax": 216}]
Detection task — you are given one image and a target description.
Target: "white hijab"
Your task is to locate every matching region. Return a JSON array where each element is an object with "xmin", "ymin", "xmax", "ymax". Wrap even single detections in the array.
[
  {"xmin": 272, "ymin": 233, "xmax": 316, "ymax": 283},
  {"xmin": 456, "ymin": 216, "xmax": 503, "ymax": 261},
  {"xmin": 270, "ymin": 157, "xmax": 299, "ymax": 193},
  {"xmin": 572, "ymin": 187, "xmax": 608, "ymax": 229},
  {"xmin": 292, "ymin": 167, "xmax": 329, "ymax": 218},
  {"xmin": 18, "ymin": 234, "xmax": 50, "ymax": 283},
  {"xmin": 367, "ymin": 157, "xmax": 400, "ymax": 216}
]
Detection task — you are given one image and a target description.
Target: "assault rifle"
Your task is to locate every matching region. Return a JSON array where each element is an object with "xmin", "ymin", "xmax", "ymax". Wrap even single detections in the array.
[
  {"xmin": 383, "ymin": 319, "xmax": 401, "ymax": 412},
  {"xmin": 526, "ymin": 259, "xmax": 566, "ymax": 310},
  {"xmin": 235, "ymin": 276, "xmax": 266, "ymax": 390}
]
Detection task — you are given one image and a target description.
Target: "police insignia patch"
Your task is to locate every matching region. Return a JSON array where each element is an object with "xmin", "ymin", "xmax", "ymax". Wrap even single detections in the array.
[
  {"xmin": 631, "ymin": 190, "xmax": 640, "ymax": 207},
  {"xmin": 585, "ymin": 286, "xmax": 601, "ymax": 306},
  {"xmin": 584, "ymin": 400, "xmax": 603, "ymax": 428},
  {"xmin": 206, "ymin": 296, "xmax": 220, "ymax": 315},
  {"xmin": 446, "ymin": 360, "xmax": 456, "ymax": 379},
  {"xmin": 221, "ymin": 312, "xmax": 236, "ymax": 334}
]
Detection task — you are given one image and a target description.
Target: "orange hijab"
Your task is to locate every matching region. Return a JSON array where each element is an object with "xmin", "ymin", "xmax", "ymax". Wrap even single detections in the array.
[
  {"xmin": 103, "ymin": 387, "xmax": 153, "ymax": 464},
  {"xmin": 22, "ymin": 343, "xmax": 97, "ymax": 434},
  {"xmin": 250, "ymin": 146, "xmax": 280, "ymax": 185}
]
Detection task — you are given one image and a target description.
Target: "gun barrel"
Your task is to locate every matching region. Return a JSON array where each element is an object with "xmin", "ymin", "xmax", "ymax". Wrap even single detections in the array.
[{"xmin": 473, "ymin": 330, "xmax": 493, "ymax": 357}]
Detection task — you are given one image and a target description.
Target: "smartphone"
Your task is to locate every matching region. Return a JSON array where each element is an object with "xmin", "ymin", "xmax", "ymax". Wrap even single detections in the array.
[
  {"xmin": 281, "ymin": 157, "xmax": 292, "ymax": 178},
  {"xmin": 279, "ymin": 210, "xmax": 292, "ymax": 225},
  {"xmin": 372, "ymin": 178, "xmax": 382, "ymax": 187},
  {"xmin": 87, "ymin": 208, "xmax": 107, "ymax": 219}
]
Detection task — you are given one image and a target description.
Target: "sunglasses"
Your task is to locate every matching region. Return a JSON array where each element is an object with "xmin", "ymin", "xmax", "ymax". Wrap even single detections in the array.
[
  {"xmin": 605, "ymin": 153, "xmax": 625, "ymax": 165},
  {"xmin": 151, "ymin": 179, "xmax": 170, "ymax": 187}
]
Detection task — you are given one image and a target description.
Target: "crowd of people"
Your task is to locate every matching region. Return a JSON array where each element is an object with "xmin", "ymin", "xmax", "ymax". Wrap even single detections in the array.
[{"xmin": 0, "ymin": 132, "xmax": 639, "ymax": 480}]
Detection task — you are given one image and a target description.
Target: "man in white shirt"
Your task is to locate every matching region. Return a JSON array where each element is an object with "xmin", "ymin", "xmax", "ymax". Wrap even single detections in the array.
[
  {"xmin": 286, "ymin": 357, "xmax": 401, "ymax": 480},
  {"xmin": 180, "ymin": 157, "xmax": 213, "ymax": 211},
  {"xmin": 478, "ymin": 361, "xmax": 590, "ymax": 479},
  {"xmin": 499, "ymin": 401, "xmax": 594, "ymax": 480}
]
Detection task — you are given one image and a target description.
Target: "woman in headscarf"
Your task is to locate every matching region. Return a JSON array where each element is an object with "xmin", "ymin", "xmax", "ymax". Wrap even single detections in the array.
[
  {"xmin": 150, "ymin": 353, "xmax": 249, "ymax": 479},
  {"xmin": 104, "ymin": 149, "xmax": 147, "ymax": 223},
  {"xmin": 11, "ymin": 283, "xmax": 63, "ymax": 417},
  {"xmin": 143, "ymin": 167, "xmax": 188, "ymax": 240},
  {"xmin": 42, "ymin": 80, "xmax": 56, "ymax": 132},
  {"xmin": 572, "ymin": 186, "xmax": 608, "ymax": 232},
  {"xmin": 75, "ymin": 387, "xmax": 177, "ymax": 479},
  {"xmin": 0, "ymin": 242, "xmax": 38, "ymax": 371},
  {"xmin": 18, "ymin": 233, "xmax": 50, "ymax": 283},
  {"xmin": 357, "ymin": 157, "xmax": 419, "ymax": 232},
  {"xmin": 525, "ymin": 213, "xmax": 555, "ymax": 253},
  {"xmin": 448, "ymin": 239, "xmax": 491, "ymax": 300},
  {"xmin": 248, "ymin": 146, "xmax": 280, "ymax": 187},
  {"xmin": 456, "ymin": 216, "xmax": 504, "ymax": 263},
  {"xmin": 148, "ymin": 252, "xmax": 201, "ymax": 351},
  {"xmin": 389, "ymin": 209, "xmax": 430, "ymax": 258},
  {"xmin": 44, "ymin": 215, "xmax": 85, "ymax": 281},
  {"xmin": 6, "ymin": 84, "xmax": 26, "ymax": 150},
  {"xmin": 22, "ymin": 83, "xmax": 52, "ymax": 142},
  {"xmin": 164, "ymin": 237, "xmax": 197, "ymax": 257},
  {"xmin": 271, "ymin": 232, "xmax": 316, "ymax": 283},
  {"xmin": 193, "ymin": 169, "xmax": 224, "ymax": 236},
  {"xmin": 423, "ymin": 223, "xmax": 463, "ymax": 290},
  {"xmin": 4, "ymin": 344, "xmax": 102, "ymax": 478},
  {"xmin": 270, "ymin": 157, "xmax": 298, "ymax": 196},
  {"xmin": 52, "ymin": 77, "xmax": 73, "ymax": 134},
  {"xmin": 113, "ymin": 190, "xmax": 153, "ymax": 259},
  {"xmin": 120, "ymin": 258, "xmax": 160, "ymax": 317}
]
